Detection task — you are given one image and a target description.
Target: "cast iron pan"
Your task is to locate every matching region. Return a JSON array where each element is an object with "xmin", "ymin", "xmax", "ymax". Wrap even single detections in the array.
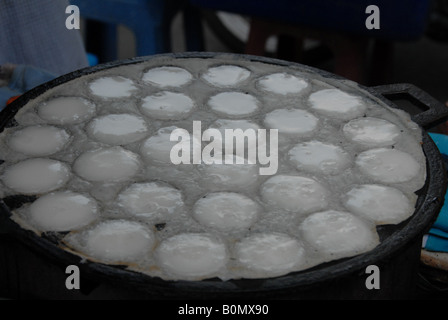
[{"xmin": 0, "ymin": 53, "xmax": 447, "ymax": 299}]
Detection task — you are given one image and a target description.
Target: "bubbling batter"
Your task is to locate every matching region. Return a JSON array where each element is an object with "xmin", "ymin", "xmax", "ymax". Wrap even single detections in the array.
[{"xmin": 0, "ymin": 55, "xmax": 427, "ymax": 281}]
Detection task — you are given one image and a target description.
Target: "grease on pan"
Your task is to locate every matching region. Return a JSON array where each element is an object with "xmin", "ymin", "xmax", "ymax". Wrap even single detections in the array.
[
  {"xmin": 308, "ymin": 88, "xmax": 367, "ymax": 120},
  {"xmin": 288, "ymin": 140, "xmax": 351, "ymax": 175},
  {"xmin": 37, "ymin": 97, "xmax": 96, "ymax": 125},
  {"xmin": 299, "ymin": 210, "xmax": 380, "ymax": 259},
  {"xmin": 260, "ymin": 175, "xmax": 328, "ymax": 214},
  {"xmin": 197, "ymin": 154, "xmax": 259, "ymax": 190},
  {"xmin": 116, "ymin": 181, "xmax": 184, "ymax": 219},
  {"xmin": 28, "ymin": 191, "xmax": 98, "ymax": 232},
  {"xmin": 7, "ymin": 125, "xmax": 71, "ymax": 156},
  {"xmin": 343, "ymin": 184, "xmax": 415, "ymax": 225},
  {"xmin": 140, "ymin": 91, "xmax": 195, "ymax": 120},
  {"xmin": 142, "ymin": 66, "xmax": 193, "ymax": 87},
  {"xmin": 235, "ymin": 232, "xmax": 306, "ymax": 277},
  {"xmin": 208, "ymin": 91, "xmax": 260, "ymax": 117},
  {"xmin": 257, "ymin": 73, "xmax": 309, "ymax": 95},
  {"xmin": 355, "ymin": 148, "xmax": 422, "ymax": 184},
  {"xmin": 264, "ymin": 108, "xmax": 319, "ymax": 137},
  {"xmin": 82, "ymin": 219, "xmax": 156, "ymax": 263},
  {"xmin": 343, "ymin": 117, "xmax": 402, "ymax": 147},
  {"xmin": 202, "ymin": 65, "xmax": 251, "ymax": 87},
  {"xmin": 73, "ymin": 147, "xmax": 141, "ymax": 182},
  {"xmin": 192, "ymin": 192, "xmax": 260, "ymax": 232},
  {"xmin": 155, "ymin": 233, "xmax": 228, "ymax": 280},
  {"xmin": 2, "ymin": 158, "xmax": 71, "ymax": 194},
  {"xmin": 86, "ymin": 113, "xmax": 149, "ymax": 145},
  {"xmin": 89, "ymin": 76, "xmax": 137, "ymax": 98},
  {"xmin": 140, "ymin": 126, "xmax": 200, "ymax": 164}
]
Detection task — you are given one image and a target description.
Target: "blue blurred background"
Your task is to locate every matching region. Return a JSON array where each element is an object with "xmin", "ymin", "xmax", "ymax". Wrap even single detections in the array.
[{"xmin": 71, "ymin": 0, "xmax": 448, "ymax": 105}]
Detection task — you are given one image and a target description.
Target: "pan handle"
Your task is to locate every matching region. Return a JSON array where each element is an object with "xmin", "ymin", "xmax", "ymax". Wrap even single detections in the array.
[{"xmin": 371, "ymin": 83, "xmax": 448, "ymax": 129}]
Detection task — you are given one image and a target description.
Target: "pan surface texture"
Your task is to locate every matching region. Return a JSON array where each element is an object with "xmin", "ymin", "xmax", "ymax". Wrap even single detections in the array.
[{"xmin": 0, "ymin": 53, "xmax": 446, "ymax": 299}]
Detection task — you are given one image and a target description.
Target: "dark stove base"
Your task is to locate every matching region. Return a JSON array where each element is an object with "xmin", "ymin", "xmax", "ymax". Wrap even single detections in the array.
[
  {"xmin": 0, "ymin": 234, "xmax": 427, "ymax": 300},
  {"xmin": 0, "ymin": 236, "xmax": 148, "ymax": 300}
]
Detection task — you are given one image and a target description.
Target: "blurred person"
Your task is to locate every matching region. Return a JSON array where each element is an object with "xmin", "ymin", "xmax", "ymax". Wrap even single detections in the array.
[{"xmin": 0, "ymin": 0, "xmax": 89, "ymax": 108}]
